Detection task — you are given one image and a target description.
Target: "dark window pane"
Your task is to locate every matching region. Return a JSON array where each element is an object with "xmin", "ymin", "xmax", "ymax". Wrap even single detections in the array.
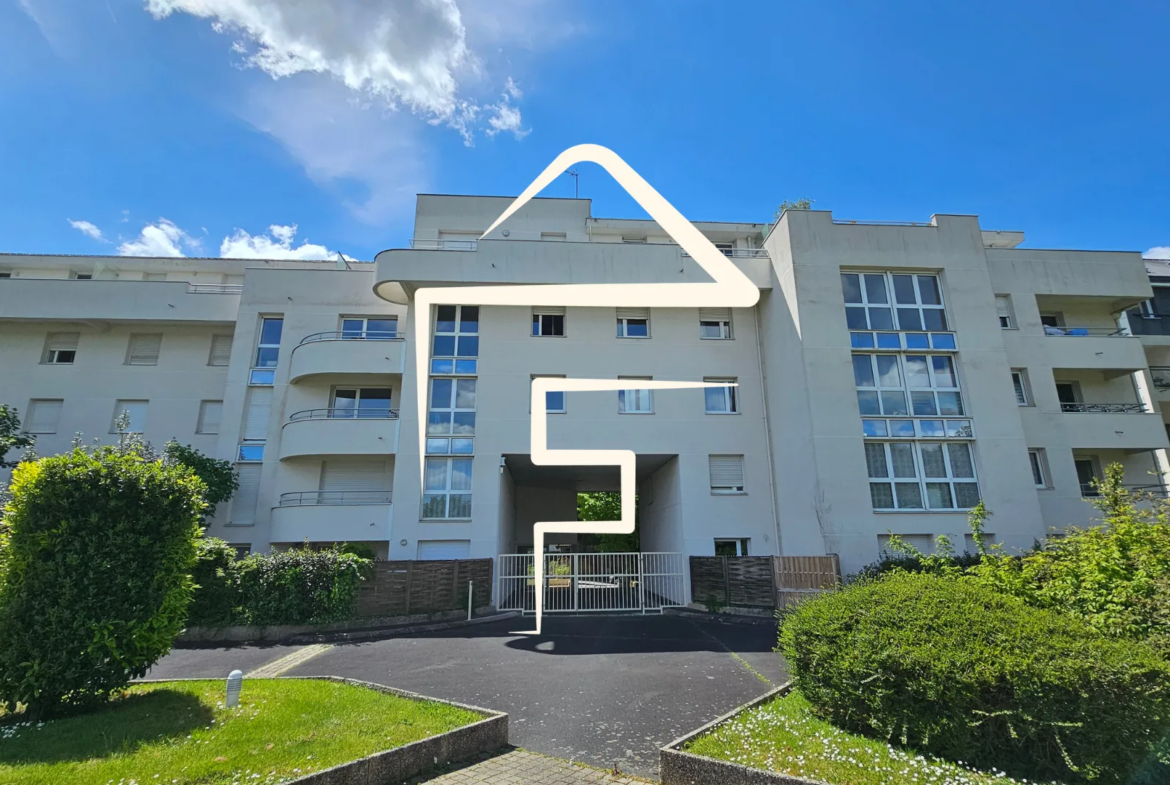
[
  {"xmin": 841, "ymin": 274, "xmax": 862, "ymax": 304},
  {"xmin": 864, "ymin": 274, "xmax": 888, "ymax": 304},
  {"xmin": 458, "ymin": 306, "xmax": 479, "ymax": 332},
  {"xmin": 895, "ymin": 482, "xmax": 924, "ymax": 509},
  {"xmin": 853, "ymin": 355, "xmax": 875, "ymax": 387},
  {"xmin": 948, "ymin": 443, "xmax": 975, "ymax": 478},
  {"xmin": 892, "ymin": 275, "xmax": 917, "ymax": 304},
  {"xmin": 846, "ymin": 307, "xmax": 868, "ymax": 329},
  {"xmin": 912, "ymin": 391, "xmax": 938, "ymax": 416},
  {"xmin": 341, "ymin": 319, "xmax": 364, "ymax": 337},
  {"xmin": 532, "ymin": 314, "xmax": 541, "ymax": 336},
  {"xmin": 456, "ymin": 335, "xmax": 479, "ymax": 357},
  {"xmin": 889, "ymin": 443, "xmax": 917, "ymax": 477},
  {"xmin": 918, "ymin": 276, "xmax": 941, "ymax": 305},
  {"xmin": 937, "ymin": 392, "xmax": 964, "ymax": 416},
  {"xmin": 897, "ymin": 308, "xmax": 922, "ymax": 331},
  {"xmin": 905, "ymin": 332, "xmax": 930, "ymax": 349},
  {"xmin": 436, "ymin": 306, "xmax": 457, "ymax": 332},
  {"xmin": 880, "ymin": 390, "xmax": 908, "ymax": 416},
  {"xmin": 870, "ymin": 483, "xmax": 894, "ymax": 509},
  {"xmin": 367, "ymin": 319, "xmax": 397, "ymax": 337},
  {"xmin": 876, "ymin": 333, "xmax": 901, "ymax": 349},
  {"xmin": 432, "ymin": 335, "xmax": 456, "ymax": 356},
  {"xmin": 454, "ymin": 360, "xmax": 478, "ymax": 374},
  {"xmin": 869, "ymin": 308, "xmax": 894, "ymax": 330},
  {"xmin": 547, "ymin": 391, "xmax": 565, "ymax": 411},
  {"xmin": 625, "ymin": 319, "xmax": 649, "ymax": 337},
  {"xmin": 857, "ymin": 390, "xmax": 880, "ymax": 415},
  {"xmin": 260, "ymin": 318, "xmax": 283, "ymax": 345},
  {"xmin": 954, "ymin": 483, "xmax": 981, "ymax": 508},
  {"xmin": 931, "ymin": 333, "xmax": 956, "ymax": 350},
  {"xmin": 850, "ymin": 332, "xmax": 875, "ymax": 348},
  {"xmin": 864, "ymin": 443, "xmax": 888, "ymax": 477},
  {"xmin": 923, "ymin": 309, "xmax": 948, "ymax": 331},
  {"xmin": 422, "ymin": 494, "xmax": 447, "ymax": 518},
  {"xmin": 920, "ymin": 444, "xmax": 947, "ymax": 477},
  {"xmin": 430, "ymin": 378, "xmax": 453, "ymax": 407},
  {"xmin": 255, "ymin": 347, "xmax": 279, "ymax": 368}
]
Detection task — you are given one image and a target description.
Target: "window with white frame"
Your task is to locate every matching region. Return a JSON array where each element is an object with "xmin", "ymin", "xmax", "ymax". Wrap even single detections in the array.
[
  {"xmin": 341, "ymin": 316, "xmax": 398, "ymax": 339},
  {"xmin": 709, "ymin": 455, "xmax": 745, "ymax": 494},
  {"xmin": 237, "ymin": 444, "xmax": 264, "ymax": 462},
  {"xmin": 422, "ymin": 457, "xmax": 473, "ymax": 519},
  {"xmin": 1028, "ymin": 449, "xmax": 1049, "ymax": 488},
  {"xmin": 699, "ymin": 308, "xmax": 732, "ymax": 339},
  {"xmin": 532, "ymin": 308, "xmax": 565, "ymax": 337},
  {"xmin": 1011, "ymin": 370, "xmax": 1030, "ymax": 406},
  {"xmin": 865, "ymin": 441, "xmax": 979, "ymax": 510},
  {"xmin": 26, "ymin": 399, "xmax": 63, "ymax": 434},
  {"xmin": 841, "ymin": 272, "xmax": 948, "ymax": 332},
  {"xmin": 333, "ymin": 387, "xmax": 393, "ymax": 418},
  {"xmin": 714, "ymin": 538, "xmax": 750, "ymax": 556},
  {"xmin": 111, "ymin": 400, "xmax": 148, "ymax": 434},
  {"xmin": 618, "ymin": 377, "xmax": 653, "ymax": 413},
  {"xmin": 427, "ymin": 377, "xmax": 476, "ymax": 454},
  {"xmin": 197, "ymin": 400, "xmax": 223, "ymax": 434},
  {"xmin": 126, "ymin": 333, "xmax": 162, "ymax": 366},
  {"xmin": 532, "ymin": 375, "xmax": 566, "ymax": 413},
  {"xmin": 254, "ymin": 317, "xmax": 283, "ymax": 369},
  {"xmin": 854, "ymin": 353, "xmax": 965, "ymax": 421},
  {"xmin": 996, "ymin": 295, "xmax": 1015, "ymax": 329},
  {"xmin": 208, "ymin": 334, "xmax": 233, "ymax": 366},
  {"xmin": 42, "ymin": 332, "xmax": 79, "ymax": 365},
  {"xmin": 616, "ymin": 307, "xmax": 650, "ymax": 338},
  {"xmin": 704, "ymin": 377, "xmax": 738, "ymax": 414},
  {"xmin": 431, "ymin": 305, "xmax": 478, "ymax": 375}
]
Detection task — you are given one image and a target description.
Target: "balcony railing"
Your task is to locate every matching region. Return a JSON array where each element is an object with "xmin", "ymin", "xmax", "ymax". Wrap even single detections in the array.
[
  {"xmin": 1043, "ymin": 326, "xmax": 1127, "ymax": 337},
  {"xmin": 288, "ymin": 407, "xmax": 399, "ymax": 422},
  {"xmin": 278, "ymin": 491, "xmax": 393, "ymax": 507},
  {"xmin": 299, "ymin": 330, "xmax": 404, "ymax": 344},
  {"xmin": 187, "ymin": 284, "xmax": 243, "ymax": 295},
  {"xmin": 1060, "ymin": 402, "xmax": 1147, "ymax": 414},
  {"xmin": 408, "ymin": 238, "xmax": 478, "ymax": 251},
  {"xmin": 1081, "ymin": 483, "xmax": 1169, "ymax": 498},
  {"xmin": 680, "ymin": 248, "xmax": 769, "ymax": 259},
  {"xmin": 1150, "ymin": 367, "xmax": 1170, "ymax": 389}
]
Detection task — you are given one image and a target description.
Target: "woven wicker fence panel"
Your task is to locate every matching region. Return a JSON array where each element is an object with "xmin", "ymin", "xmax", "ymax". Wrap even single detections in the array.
[
  {"xmin": 355, "ymin": 559, "xmax": 493, "ymax": 618},
  {"xmin": 726, "ymin": 557, "xmax": 776, "ymax": 607},
  {"xmin": 689, "ymin": 557, "xmax": 729, "ymax": 604}
]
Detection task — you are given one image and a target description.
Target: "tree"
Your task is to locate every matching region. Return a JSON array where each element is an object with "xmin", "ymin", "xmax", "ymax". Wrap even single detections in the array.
[
  {"xmin": 0, "ymin": 404, "xmax": 35, "ymax": 469},
  {"xmin": 162, "ymin": 440, "xmax": 238, "ymax": 521},
  {"xmin": 774, "ymin": 198, "xmax": 814, "ymax": 221},
  {"xmin": 576, "ymin": 492, "xmax": 640, "ymax": 552}
]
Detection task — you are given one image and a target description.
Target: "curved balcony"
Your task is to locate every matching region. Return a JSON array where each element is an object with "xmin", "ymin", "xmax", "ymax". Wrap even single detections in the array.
[
  {"xmin": 279, "ymin": 409, "xmax": 399, "ymax": 460},
  {"xmin": 288, "ymin": 331, "xmax": 406, "ymax": 383},
  {"xmin": 271, "ymin": 491, "xmax": 392, "ymax": 543}
]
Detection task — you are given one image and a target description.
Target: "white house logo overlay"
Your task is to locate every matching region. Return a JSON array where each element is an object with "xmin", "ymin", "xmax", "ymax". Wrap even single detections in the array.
[{"xmin": 412, "ymin": 144, "xmax": 761, "ymax": 633}]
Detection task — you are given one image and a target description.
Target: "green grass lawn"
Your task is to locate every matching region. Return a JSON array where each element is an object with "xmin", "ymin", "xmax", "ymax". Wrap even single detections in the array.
[
  {"xmin": 684, "ymin": 690, "xmax": 1057, "ymax": 785},
  {"xmin": 0, "ymin": 678, "xmax": 483, "ymax": 785}
]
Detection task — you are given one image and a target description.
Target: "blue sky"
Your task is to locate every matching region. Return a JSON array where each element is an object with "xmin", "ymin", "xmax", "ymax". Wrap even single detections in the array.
[{"xmin": 2, "ymin": 0, "xmax": 1168, "ymax": 261}]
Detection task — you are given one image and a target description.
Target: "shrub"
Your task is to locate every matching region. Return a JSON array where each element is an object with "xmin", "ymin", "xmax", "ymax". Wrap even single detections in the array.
[
  {"xmin": 779, "ymin": 572, "xmax": 1170, "ymax": 784},
  {"xmin": 162, "ymin": 441, "xmax": 238, "ymax": 521},
  {"xmin": 340, "ymin": 541, "xmax": 377, "ymax": 561},
  {"xmin": 0, "ymin": 448, "xmax": 205, "ymax": 718},
  {"xmin": 186, "ymin": 544, "xmax": 370, "ymax": 627}
]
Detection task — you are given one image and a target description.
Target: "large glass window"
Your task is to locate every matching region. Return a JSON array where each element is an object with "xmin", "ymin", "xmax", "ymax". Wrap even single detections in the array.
[
  {"xmin": 618, "ymin": 377, "xmax": 653, "ymax": 413},
  {"xmin": 254, "ymin": 317, "xmax": 283, "ymax": 369},
  {"xmin": 841, "ymin": 273, "xmax": 948, "ymax": 332},
  {"xmin": 341, "ymin": 317, "xmax": 397, "ymax": 339},
  {"xmin": 704, "ymin": 378, "xmax": 739, "ymax": 414},
  {"xmin": 332, "ymin": 388, "xmax": 393, "ymax": 417},
  {"xmin": 866, "ymin": 441, "xmax": 979, "ymax": 510},
  {"xmin": 422, "ymin": 457, "xmax": 473, "ymax": 519},
  {"xmin": 427, "ymin": 377, "xmax": 476, "ymax": 437},
  {"xmin": 432, "ymin": 305, "xmax": 478, "ymax": 359},
  {"xmin": 854, "ymin": 353, "xmax": 963, "ymax": 416}
]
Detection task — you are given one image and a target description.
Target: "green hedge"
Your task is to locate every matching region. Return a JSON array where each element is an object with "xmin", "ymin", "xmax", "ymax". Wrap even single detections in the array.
[
  {"xmin": 779, "ymin": 572, "xmax": 1170, "ymax": 785},
  {"xmin": 187, "ymin": 539, "xmax": 370, "ymax": 627}
]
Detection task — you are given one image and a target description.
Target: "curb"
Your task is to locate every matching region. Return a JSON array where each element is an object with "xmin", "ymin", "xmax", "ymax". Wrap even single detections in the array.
[
  {"xmin": 286, "ymin": 611, "xmax": 522, "ymax": 644},
  {"xmin": 664, "ymin": 608, "xmax": 779, "ymax": 627}
]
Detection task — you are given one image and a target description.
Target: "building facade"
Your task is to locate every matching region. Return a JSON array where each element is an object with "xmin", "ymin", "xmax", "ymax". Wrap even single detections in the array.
[{"xmin": 2, "ymin": 195, "xmax": 1168, "ymax": 596}]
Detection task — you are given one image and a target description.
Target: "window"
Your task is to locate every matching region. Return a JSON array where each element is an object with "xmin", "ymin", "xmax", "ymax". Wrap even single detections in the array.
[
  {"xmin": 25, "ymin": 399, "xmax": 63, "ymax": 434},
  {"xmin": 699, "ymin": 308, "xmax": 732, "ymax": 339},
  {"xmin": 532, "ymin": 307, "xmax": 565, "ymax": 337},
  {"xmin": 1041, "ymin": 312, "xmax": 1066, "ymax": 334},
  {"xmin": 1056, "ymin": 382, "xmax": 1081, "ymax": 411},
  {"xmin": 714, "ymin": 242, "xmax": 735, "ymax": 256},
  {"xmin": 332, "ymin": 387, "xmax": 393, "ymax": 418},
  {"xmin": 1075, "ymin": 457, "xmax": 1100, "ymax": 497},
  {"xmin": 842, "ymin": 272, "xmax": 947, "ymax": 332},
  {"xmin": 0, "ymin": 271, "xmax": 11, "ymax": 278},
  {"xmin": 230, "ymin": 544, "xmax": 252, "ymax": 559},
  {"xmin": 208, "ymin": 334, "xmax": 233, "ymax": 366},
  {"xmin": 996, "ymin": 295, "xmax": 1015, "ymax": 329},
  {"xmin": 854, "ymin": 353, "xmax": 963, "ymax": 417},
  {"xmin": 532, "ymin": 375, "xmax": 566, "ymax": 413},
  {"xmin": 427, "ymin": 377, "xmax": 476, "ymax": 456},
  {"xmin": 714, "ymin": 538, "xmax": 750, "ymax": 556},
  {"xmin": 69, "ymin": 271, "xmax": 92, "ymax": 280},
  {"xmin": 704, "ymin": 378, "xmax": 738, "ymax": 414},
  {"xmin": 1028, "ymin": 449, "xmax": 1049, "ymax": 488},
  {"xmin": 197, "ymin": 400, "xmax": 223, "ymax": 434},
  {"xmin": 232, "ymin": 464, "xmax": 261, "ymax": 525},
  {"xmin": 254, "ymin": 317, "xmax": 283, "ymax": 369},
  {"xmin": 237, "ymin": 444, "xmax": 264, "ymax": 462},
  {"xmin": 42, "ymin": 332, "xmax": 79, "ymax": 365},
  {"xmin": 622, "ymin": 236, "xmax": 647, "ymax": 244},
  {"xmin": 111, "ymin": 400, "xmax": 148, "ymax": 433},
  {"xmin": 249, "ymin": 369, "xmax": 275, "ymax": 385},
  {"xmin": 242, "ymin": 388, "xmax": 272, "ymax": 441},
  {"xmin": 432, "ymin": 305, "xmax": 478, "ymax": 359},
  {"xmin": 709, "ymin": 455, "xmax": 746, "ymax": 494},
  {"xmin": 616, "ymin": 307, "xmax": 650, "ymax": 338},
  {"xmin": 125, "ymin": 333, "xmax": 162, "ymax": 365},
  {"xmin": 1139, "ymin": 299, "xmax": 1157, "ymax": 319},
  {"xmin": 879, "ymin": 534, "xmax": 933, "ymax": 555},
  {"xmin": 618, "ymin": 377, "xmax": 653, "ymax": 413},
  {"xmin": 422, "ymin": 457, "xmax": 473, "ymax": 519},
  {"xmin": 541, "ymin": 232, "xmax": 567, "ymax": 241},
  {"xmin": 143, "ymin": 272, "xmax": 167, "ymax": 282},
  {"xmin": 341, "ymin": 316, "xmax": 398, "ymax": 339},
  {"xmin": 865, "ymin": 441, "xmax": 979, "ymax": 510},
  {"xmin": 1011, "ymin": 370, "xmax": 1030, "ymax": 406}
]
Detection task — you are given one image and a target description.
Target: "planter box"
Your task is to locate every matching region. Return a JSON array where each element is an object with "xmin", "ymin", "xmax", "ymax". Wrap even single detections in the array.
[{"xmin": 661, "ymin": 682, "xmax": 831, "ymax": 785}]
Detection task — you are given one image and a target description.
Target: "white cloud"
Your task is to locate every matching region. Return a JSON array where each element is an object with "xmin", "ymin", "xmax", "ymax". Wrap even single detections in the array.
[
  {"xmin": 485, "ymin": 98, "xmax": 527, "ymax": 139},
  {"xmin": 68, "ymin": 219, "xmax": 105, "ymax": 242},
  {"xmin": 220, "ymin": 224, "xmax": 341, "ymax": 260},
  {"xmin": 117, "ymin": 219, "xmax": 200, "ymax": 257},
  {"xmin": 504, "ymin": 76, "xmax": 522, "ymax": 99},
  {"xmin": 1145, "ymin": 246, "xmax": 1170, "ymax": 260}
]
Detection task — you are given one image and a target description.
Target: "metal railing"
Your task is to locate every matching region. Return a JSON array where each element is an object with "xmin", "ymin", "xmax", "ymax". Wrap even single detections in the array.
[
  {"xmin": 1082, "ymin": 483, "xmax": 1170, "ymax": 498},
  {"xmin": 680, "ymin": 248, "xmax": 769, "ymax": 259},
  {"xmin": 1060, "ymin": 402, "xmax": 1147, "ymax": 413},
  {"xmin": 408, "ymin": 238, "xmax": 478, "ymax": 251},
  {"xmin": 832, "ymin": 219, "xmax": 934, "ymax": 227},
  {"xmin": 299, "ymin": 330, "xmax": 404, "ymax": 344},
  {"xmin": 1150, "ymin": 367, "xmax": 1170, "ymax": 388},
  {"xmin": 1043, "ymin": 326, "xmax": 1127, "ymax": 337},
  {"xmin": 278, "ymin": 490, "xmax": 392, "ymax": 507},
  {"xmin": 288, "ymin": 407, "xmax": 399, "ymax": 422},
  {"xmin": 187, "ymin": 284, "xmax": 244, "ymax": 294}
]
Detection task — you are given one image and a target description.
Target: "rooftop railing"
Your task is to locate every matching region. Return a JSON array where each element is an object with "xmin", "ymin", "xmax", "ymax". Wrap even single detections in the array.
[
  {"xmin": 1060, "ymin": 402, "xmax": 1147, "ymax": 414},
  {"xmin": 409, "ymin": 238, "xmax": 478, "ymax": 251},
  {"xmin": 288, "ymin": 407, "xmax": 399, "ymax": 422},
  {"xmin": 278, "ymin": 490, "xmax": 393, "ymax": 507},
  {"xmin": 680, "ymin": 248, "xmax": 769, "ymax": 259},
  {"xmin": 298, "ymin": 330, "xmax": 404, "ymax": 344},
  {"xmin": 187, "ymin": 284, "xmax": 244, "ymax": 294}
]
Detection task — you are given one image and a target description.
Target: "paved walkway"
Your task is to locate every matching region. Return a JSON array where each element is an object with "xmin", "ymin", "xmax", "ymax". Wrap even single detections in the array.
[{"xmin": 404, "ymin": 749, "xmax": 652, "ymax": 784}]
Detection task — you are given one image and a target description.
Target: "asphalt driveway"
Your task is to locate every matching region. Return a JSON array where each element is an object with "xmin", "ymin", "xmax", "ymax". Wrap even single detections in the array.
[{"xmin": 150, "ymin": 613, "xmax": 785, "ymax": 780}]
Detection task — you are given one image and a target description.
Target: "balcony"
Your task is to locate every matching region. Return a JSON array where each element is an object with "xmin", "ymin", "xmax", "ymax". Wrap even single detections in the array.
[
  {"xmin": 0, "ymin": 279, "xmax": 240, "ymax": 323},
  {"xmin": 1004, "ymin": 328, "xmax": 1147, "ymax": 371},
  {"xmin": 270, "ymin": 491, "xmax": 392, "ymax": 543},
  {"xmin": 1060, "ymin": 402, "xmax": 1147, "ymax": 414},
  {"xmin": 1080, "ymin": 483, "xmax": 1169, "ymax": 499},
  {"xmin": 280, "ymin": 409, "xmax": 399, "ymax": 459},
  {"xmin": 1061, "ymin": 404, "xmax": 1167, "ymax": 450},
  {"xmin": 288, "ymin": 331, "xmax": 406, "ymax": 383}
]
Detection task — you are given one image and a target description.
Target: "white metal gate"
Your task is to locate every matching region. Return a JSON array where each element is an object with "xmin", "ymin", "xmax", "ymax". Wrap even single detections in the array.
[{"xmin": 496, "ymin": 552, "xmax": 685, "ymax": 614}]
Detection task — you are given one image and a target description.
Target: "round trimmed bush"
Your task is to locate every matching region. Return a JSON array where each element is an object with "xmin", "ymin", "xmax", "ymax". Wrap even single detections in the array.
[
  {"xmin": 779, "ymin": 572, "xmax": 1170, "ymax": 784},
  {"xmin": 0, "ymin": 448, "xmax": 205, "ymax": 718}
]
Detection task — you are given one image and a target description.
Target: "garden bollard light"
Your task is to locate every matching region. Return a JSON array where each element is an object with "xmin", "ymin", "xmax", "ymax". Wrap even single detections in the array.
[{"xmin": 226, "ymin": 670, "xmax": 243, "ymax": 708}]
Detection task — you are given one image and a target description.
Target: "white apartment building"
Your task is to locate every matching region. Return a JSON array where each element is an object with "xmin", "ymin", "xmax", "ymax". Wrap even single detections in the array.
[{"xmin": 2, "ymin": 195, "xmax": 1168, "ymax": 605}]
